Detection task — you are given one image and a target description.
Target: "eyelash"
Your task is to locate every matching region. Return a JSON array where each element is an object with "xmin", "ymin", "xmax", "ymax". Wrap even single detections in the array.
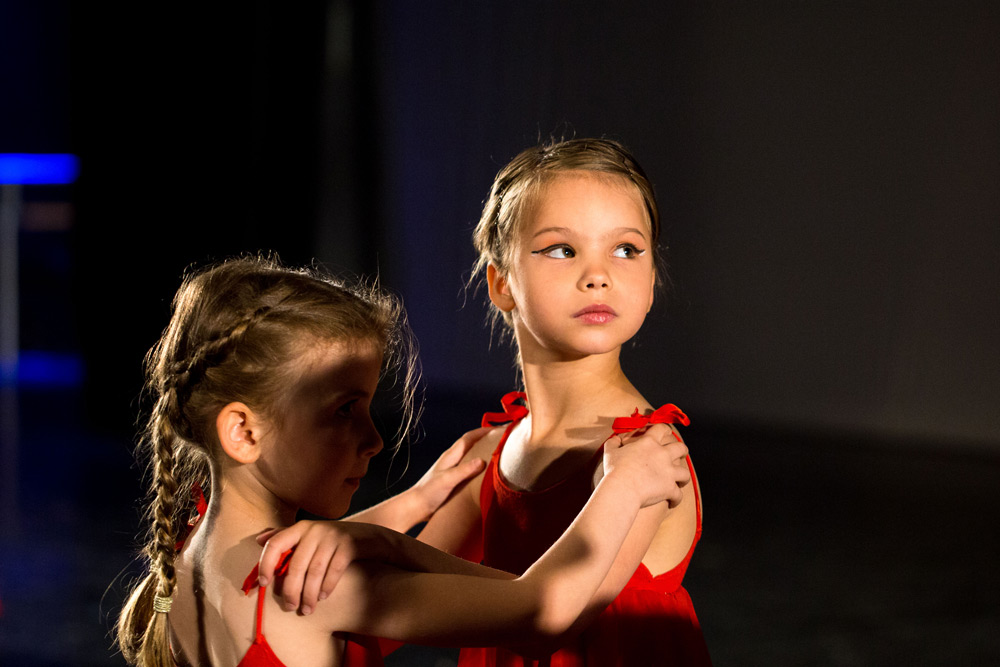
[
  {"xmin": 530, "ymin": 243, "xmax": 646, "ymax": 259},
  {"xmin": 613, "ymin": 243, "xmax": 646, "ymax": 259},
  {"xmin": 532, "ymin": 244, "xmax": 575, "ymax": 259},
  {"xmin": 336, "ymin": 400, "xmax": 358, "ymax": 417}
]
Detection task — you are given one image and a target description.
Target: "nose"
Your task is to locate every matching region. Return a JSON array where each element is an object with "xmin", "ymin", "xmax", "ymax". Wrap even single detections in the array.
[
  {"xmin": 577, "ymin": 258, "xmax": 611, "ymax": 291},
  {"xmin": 360, "ymin": 416, "xmax": 384, "ymax": 458}
]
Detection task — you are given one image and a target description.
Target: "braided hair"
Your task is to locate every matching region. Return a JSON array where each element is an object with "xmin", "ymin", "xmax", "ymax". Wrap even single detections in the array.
[
  {"xmin": 471, "ymin": 137, "xmax": 664, "ymax": 336},
  {"xmin": 117, "ymin": 256, "xmax": 419, "ymax": 666}
]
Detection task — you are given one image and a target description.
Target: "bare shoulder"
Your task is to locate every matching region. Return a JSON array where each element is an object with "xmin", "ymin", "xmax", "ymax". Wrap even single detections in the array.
[
  {"xmin": 643, "ymin": 453, "xmax": 701, "ymax": 576},
  {"xmin": 466, "ymin": 425, "xmax": 505, "ymax": 461},
  {"xmin": 459, "ymin": 425, "xmax": 505, "ymax": 505},
  {"xmin": 415, "ymin": 425, "xmax": 505, "ymax": 554}
]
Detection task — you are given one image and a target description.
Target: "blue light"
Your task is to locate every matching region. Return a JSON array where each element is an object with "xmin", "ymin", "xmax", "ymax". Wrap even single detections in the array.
[
  {"xmin": 0, "ymin": 153, "xmax": 79, "ymax": 185},
  {"xmin": 16, "ymin": 351, "xmax": 84, "ymax": 387}
]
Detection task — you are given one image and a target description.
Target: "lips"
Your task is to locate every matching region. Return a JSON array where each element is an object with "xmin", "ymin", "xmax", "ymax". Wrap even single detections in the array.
[
  {"xmin": 573, "ymin": 304, "xmax": 617, "ymax": 324},
  {"xmin": 344, "ymin": 469, "xmax": 367, "ymax": 487}
]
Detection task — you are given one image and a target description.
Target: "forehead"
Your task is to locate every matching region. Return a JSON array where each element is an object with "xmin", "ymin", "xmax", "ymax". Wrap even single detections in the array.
[
  {"xmin": 287, "ymin": 338, "xmax": 383, "ymax": 399},
  {"xmin": 522, "ymin": 171, "xmax": 650, "ymax": 234}
]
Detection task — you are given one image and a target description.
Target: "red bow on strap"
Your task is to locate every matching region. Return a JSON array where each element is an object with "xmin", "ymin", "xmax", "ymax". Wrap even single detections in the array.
[
  {"xmin": 481, "ymin": 392, "xmax": 529, "ymax": 428},
  {"xmin": 611, "ymin": 404, "xmax": 690, "ymax": 434},
  {"xmin": 174, "ymin": 482, "xmax": 210, "ymax": 551},
  {"xmin": 241, "ymin": 549, "xmax": 294, "ymax": 595}
]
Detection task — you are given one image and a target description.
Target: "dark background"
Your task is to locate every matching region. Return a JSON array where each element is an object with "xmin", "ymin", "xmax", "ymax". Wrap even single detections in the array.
[{"xmin": 1, "ymin": 1, "xmax": 997, "ymax": 665}]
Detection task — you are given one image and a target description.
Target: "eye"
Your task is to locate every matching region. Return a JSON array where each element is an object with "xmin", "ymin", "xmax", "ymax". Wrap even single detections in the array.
[
  {"xmin": 335, "ymin": 399, "xmax": 358, "ymax": 417},
  {"xmin": 612, "ymin": 243, "xmax": 646, "ymax": 259},
  {"xmin": 532, "ymin": 244, "xmax": 575, "ymax": 259}
]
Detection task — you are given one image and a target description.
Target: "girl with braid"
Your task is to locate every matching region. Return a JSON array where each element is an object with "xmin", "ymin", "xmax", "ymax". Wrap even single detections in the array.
[{"xmin": 116, "ymin": 256, "xmax": 693, "ymax": 666}]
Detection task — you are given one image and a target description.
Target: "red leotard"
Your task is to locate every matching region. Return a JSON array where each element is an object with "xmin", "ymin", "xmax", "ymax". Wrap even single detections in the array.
[
  {"xmin": 458, "ymin": 393, "xmax": 712, "ymax": 667},
  {"xmin": 237, "ymin": 557, "xmax": 385, "ymax": 667}
]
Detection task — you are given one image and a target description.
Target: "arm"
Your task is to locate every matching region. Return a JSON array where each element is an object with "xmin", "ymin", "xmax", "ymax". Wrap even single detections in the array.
[
  {"xmin": 304, "ymin": 435, "xmax": 690, "ymax": 646},
  {"xmin": 258, "ymin": 427, "xmax": 496, "ymax": 613},
  {"xmin": 413, "ymin": 425, "xmax": 502, "ymax": 559},
  {"xmin": 558, "ymin": 423, "xmax": 694, "ymax": 637},
  {"xmin": 344, "ymin": 426, "xmax": 490, "ymax": 532}
]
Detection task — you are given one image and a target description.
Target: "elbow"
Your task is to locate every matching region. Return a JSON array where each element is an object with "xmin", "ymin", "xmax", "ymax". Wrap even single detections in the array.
[{"xmin": 527, "ymin": 584, "xmax": 580, "ymax": 640}]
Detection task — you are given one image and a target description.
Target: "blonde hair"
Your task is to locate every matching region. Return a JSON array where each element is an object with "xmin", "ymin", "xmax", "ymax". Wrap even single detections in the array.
[
  {"xmin": 116, "ymin": 255, "xmax": 419, "ymax": 666},
  {"xmin": 471, "ymin": 137, "xmax": 662, "ymax": 334}
]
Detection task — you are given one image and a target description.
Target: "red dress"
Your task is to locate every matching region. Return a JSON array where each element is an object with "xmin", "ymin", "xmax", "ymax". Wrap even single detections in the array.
[{"xmin": 458, "ymin": 393, "xmax": 712, "ymax": 667}]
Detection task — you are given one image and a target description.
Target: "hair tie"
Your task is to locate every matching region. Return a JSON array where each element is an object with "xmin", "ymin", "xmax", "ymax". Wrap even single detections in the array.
[{"xmin": 153, "ymin": 594, "xmax": 173, "ymax": 613}]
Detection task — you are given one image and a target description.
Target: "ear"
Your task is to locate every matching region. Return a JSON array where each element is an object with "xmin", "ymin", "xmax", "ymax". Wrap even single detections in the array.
[
  {"xmin": 647, "ymin": 271, "xmax": 656, "ymax": 313},
  {"xmin": 486, "ymin": 264, "xmax": 516, "ymax": 313},
  {"xmin": 216, "ymin": 402, "xmax": 264, "ymax": 464}
]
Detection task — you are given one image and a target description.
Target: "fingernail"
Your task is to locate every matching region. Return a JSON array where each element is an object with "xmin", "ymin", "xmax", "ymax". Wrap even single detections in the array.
[
  {"xmin": 301, "ymin": 605, "xmax": 312, "ymax": 615},
  {"xmin": 319, "ymin": 592, "xmax": 328, "ymax": 601},
  {"xmin": 258, "ymin": 576, "xmax": 268, "ymax": 587},
  {"xmin": 284, "ymin": 602, "xmax": 296, "ymax": 611}
]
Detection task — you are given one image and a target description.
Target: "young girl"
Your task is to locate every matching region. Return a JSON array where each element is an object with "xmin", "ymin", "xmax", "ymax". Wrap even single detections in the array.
[
  {"xmin": 419, "ymin": 137, "xmax": 713, "ymax": 665},
  {"xmin": 116, "ymin": 256, "xmax": 693, "ymax": 667},
  {"xmin": 268, "ymin": 138, "xmax": 712, "ymax": 664}
]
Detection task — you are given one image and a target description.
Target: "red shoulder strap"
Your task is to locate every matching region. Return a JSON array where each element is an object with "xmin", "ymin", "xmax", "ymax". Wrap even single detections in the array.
[
  {"xmin": 611, "ymin": 404, "xmax": 690, "ymax": 434},
  {"xmin": 239, "ymin": 549, "xmax": 293, "ymax": 646},
  {"xmin": 241, "ymin": 550, "xmax": 294, "ymax": 595}
]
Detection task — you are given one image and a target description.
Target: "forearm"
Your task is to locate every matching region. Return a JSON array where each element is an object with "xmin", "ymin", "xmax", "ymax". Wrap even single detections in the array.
[
  {"xmin": 518, "ymin": 471, "xmax": 643, "ymax": 635},
  {"xmin": 345, "ymin": 489, "xmax": 426, "ymax": 533},
  {"xmin": 380, "ymin": 528, "xmax": 514, "ymax": 580}
]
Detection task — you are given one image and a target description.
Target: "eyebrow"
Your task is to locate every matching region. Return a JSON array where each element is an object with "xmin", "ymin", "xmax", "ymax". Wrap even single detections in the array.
[{"xmin": 532, "ymin": 226, "xmax": 650, "ymax": 239}]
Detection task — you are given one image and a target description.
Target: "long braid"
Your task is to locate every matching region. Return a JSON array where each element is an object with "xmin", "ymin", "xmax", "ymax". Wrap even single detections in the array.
[
  {"xmin": 117, "ymin": 256, "xmax": 420, "ymax": 666},
  {"xmin": 150, "ymin": 393, "xmax": 179, "ymax": 601},
  {"xmin": 120, "ymin": 317, "xmax": 257, "ymax": 666}
]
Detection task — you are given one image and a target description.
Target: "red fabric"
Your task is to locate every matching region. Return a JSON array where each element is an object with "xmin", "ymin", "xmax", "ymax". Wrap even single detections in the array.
[
  {"xmin": 460, "ymin": 392, "xmax": 711, "ymax": 667},
  {"xmin": 482, "ymin": 392, "xmax": 529, "ymax": 428},
  {"xmin": 174, "ymin": 483, "xmax": 209, "ymax": 551},
  {"xmin": 611, "ymin": 404, "xmax": 689, "ymax": 434},
  {"xmin": 239, "ymin": 550, "xmax": 385, "ymax": 667}
]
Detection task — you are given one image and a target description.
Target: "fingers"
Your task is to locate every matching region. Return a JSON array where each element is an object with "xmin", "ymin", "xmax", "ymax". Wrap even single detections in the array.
[
  {"xmin": 258, "ymin": 523, "xmax": 308, "ymax": 588},
  {"xmin": 451, "ymin": 457, "xmax": 487, "ymax": 481},
  {"xmin": 298, "ymin": 538, "xmax": 342, "ymax": 614},
  {"xmin": 438, "ymin": 426, "xmax": 494, "ymax": 468},
  {"xmin": 664, "ymin": 440, "xmax": 689, "ymax": 465},
  {"xmin": 620, "ymin": 422, "xmax": 677, "ymax": 446},
  {"xmin": 255, "ymin": 527, "xmax": 279, "ymax": 545},
  {"xmin": 258, "ymin": 521, "xmax": 365, "ymax": 615},
  {"xmin": 278, "ymin": 538, "xmax": 316, "ymax": 613}
]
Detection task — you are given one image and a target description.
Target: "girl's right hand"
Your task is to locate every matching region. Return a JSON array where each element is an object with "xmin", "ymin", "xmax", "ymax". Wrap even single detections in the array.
[
  {"xmin": 255, "ymin": 520, "xmax": 389, "ymax": 615},
  {"xmin": 602, "ymin": 423, "xmax": 691, "ymax": 509}
]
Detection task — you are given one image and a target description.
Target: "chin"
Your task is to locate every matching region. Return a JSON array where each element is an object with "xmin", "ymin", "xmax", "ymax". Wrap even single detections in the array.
[{"xmin": 302, "ymin": 499, "xmax": 352, "ymax": 520}]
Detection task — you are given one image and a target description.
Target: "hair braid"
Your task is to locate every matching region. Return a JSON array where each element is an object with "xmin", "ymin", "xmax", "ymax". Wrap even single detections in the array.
[
  {"xmin": 118, "ymin": 256, "xmax": 420, "ymax": 665},
  {"xmin": 150, "ymin": 394, "xmax": 179, "ymax": 597}
]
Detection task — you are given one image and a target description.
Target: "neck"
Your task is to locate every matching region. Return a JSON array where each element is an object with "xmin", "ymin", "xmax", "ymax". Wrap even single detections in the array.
[
  {"xmin": 518, "ymin": 345, "xmax": 639, "ymax": 441},
  {"xmin": 198, "ymin": 464, "xmax": 298, "ymax": 547}
]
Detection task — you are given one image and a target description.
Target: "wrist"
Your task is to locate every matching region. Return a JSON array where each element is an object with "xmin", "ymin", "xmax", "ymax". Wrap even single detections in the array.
[{"xmin": 595, "ymin": 468, "xmax": 644, "ymax": 512}]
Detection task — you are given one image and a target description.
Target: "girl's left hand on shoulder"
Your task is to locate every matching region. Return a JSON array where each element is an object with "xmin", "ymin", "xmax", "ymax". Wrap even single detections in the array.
[
  {"xmin": 409, "ymin": 426, "xmax": 490, "ymax": 522},
  {"xmin": 602, "ymin": 423, "xmax": 690, "ymax": 509},
  {"xmin": 593, "ymin": 424, "xmax": 687, "ymax": 499}
]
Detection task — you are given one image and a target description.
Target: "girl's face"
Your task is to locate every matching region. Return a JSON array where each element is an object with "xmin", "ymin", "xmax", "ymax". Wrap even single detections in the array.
[
  {"xmin": 256, "ymin": 338, "xmax": 384, "ymax": 519},
  {"xmin": 494, "ymin": 172, "xmax": 656, "ymax": 361}
]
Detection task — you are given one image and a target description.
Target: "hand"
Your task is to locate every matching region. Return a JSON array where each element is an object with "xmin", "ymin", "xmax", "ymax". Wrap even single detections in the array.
[
  {"xmin": 255, "ymin": 520, "xmax": 386, "ymax": 615},
  {"xmin": 602, "ymin": 423, "xmax": 691, "ymax": 509},
  {"xmin": 408, "ymin": 426, "xmax": 490, "ymax": 523}
]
